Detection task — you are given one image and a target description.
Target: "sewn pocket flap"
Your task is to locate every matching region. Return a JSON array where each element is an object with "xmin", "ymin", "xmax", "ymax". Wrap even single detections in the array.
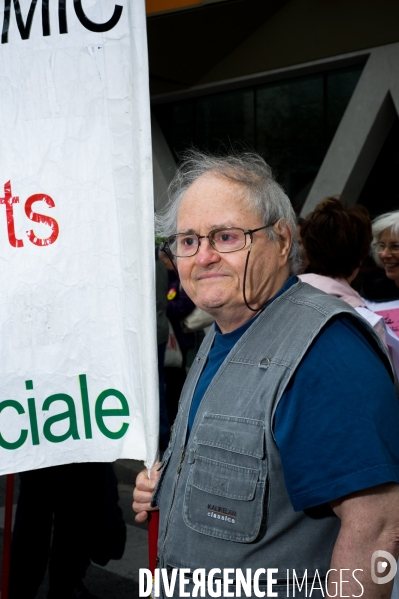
[
  {"xmin": 191, "ymin": 455, "xmax": 258, "ymax": 500},
  {"xmin": 194, "ymin": 413, "xmax": 265, "ymax": 458}
]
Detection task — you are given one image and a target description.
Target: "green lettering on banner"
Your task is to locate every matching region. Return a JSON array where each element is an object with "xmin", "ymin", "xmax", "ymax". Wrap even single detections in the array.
[
  {"xmin": 27, "ymin": 398, "xmax": 40, "ymax": 445},
  {"xmin": 95, "ymin": 389, "xmax": 129, "ymax": 439},
  {"xmin": 26, "ymin": 380, "xmax": 40, "ymax": 445},
  {"xmin": 42, "ymin": 393, "xmax": 80, "ymax": 443},
  {"xmin": 79, "ymin": 374, "xmax": 92, "ymax": 439},
  {"xmin": 0, "ymin": 400, "xmax": 28, "ymax": 450}
]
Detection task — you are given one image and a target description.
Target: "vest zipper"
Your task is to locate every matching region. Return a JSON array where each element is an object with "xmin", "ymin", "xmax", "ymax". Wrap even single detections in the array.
[
  {"xmin": 160, "ymin": 447, "xmax": 186, "ymax": 564},
  {"xmin": 158, "ymin": 348, "xmax": 208, "ymax": 572},
  {"xmin": 177, "ymin": 448, "xmax": 186, "ymax": 473}
]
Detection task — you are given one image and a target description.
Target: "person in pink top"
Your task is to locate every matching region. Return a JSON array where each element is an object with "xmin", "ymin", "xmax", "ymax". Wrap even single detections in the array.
[{"xmin": 299, "ymin": 197, "xmax": 387, "ymax": 344}]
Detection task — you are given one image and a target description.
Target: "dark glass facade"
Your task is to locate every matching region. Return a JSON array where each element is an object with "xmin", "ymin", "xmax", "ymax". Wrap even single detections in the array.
[
  {"xmin": 154, "ymin": 65, "xmax": 363, "ymax": 210},
  {"xmin": 358, "ymin": 118, "xmax": 399, "ymax": 218}
]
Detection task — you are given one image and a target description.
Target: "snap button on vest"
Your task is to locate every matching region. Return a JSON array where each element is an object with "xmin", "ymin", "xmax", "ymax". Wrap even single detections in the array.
[{"xmin": 258, "ymin": 357, "xmax": 271, "ymax": 369}]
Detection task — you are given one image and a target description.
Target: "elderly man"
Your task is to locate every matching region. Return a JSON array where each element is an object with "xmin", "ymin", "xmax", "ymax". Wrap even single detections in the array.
[{"xmin": 134, "ymin": 151, "xmax": 399, "ymax": 598}]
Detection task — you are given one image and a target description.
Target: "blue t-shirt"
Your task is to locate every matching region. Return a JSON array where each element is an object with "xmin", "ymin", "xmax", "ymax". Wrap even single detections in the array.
[{"xmin": 187, "ymin": 276, "xmax": 399, "ymax": 511}]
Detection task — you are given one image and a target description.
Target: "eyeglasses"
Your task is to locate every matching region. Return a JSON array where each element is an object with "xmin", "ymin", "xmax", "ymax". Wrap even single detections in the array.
[
  {"xmin": 373, "ymin": 242, "xmax": 399, "ymax": 255},
  {"xmin": 162, "ymin": 223, "xmax": 277, "ymax": 258}
]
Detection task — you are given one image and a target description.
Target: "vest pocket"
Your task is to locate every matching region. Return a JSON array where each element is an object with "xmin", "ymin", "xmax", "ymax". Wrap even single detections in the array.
[
  {"xmin": 193, "ymin": 413, "xmax": 265, "ymax": 459},
  {"xmin": 183, "ymin": 454, "xmax": 265, "ymax": 542}
]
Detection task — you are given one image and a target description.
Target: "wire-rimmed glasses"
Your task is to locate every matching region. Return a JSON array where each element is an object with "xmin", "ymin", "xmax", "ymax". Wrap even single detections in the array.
[{"xmin": 162, "ymin": 224, "xmax": 276, "ymax": 258}]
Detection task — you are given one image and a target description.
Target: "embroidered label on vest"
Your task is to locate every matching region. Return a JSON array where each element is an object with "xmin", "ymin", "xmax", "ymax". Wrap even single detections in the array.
[{"xmin": 207, "ymin": 504, "xmax": 236, "ymax": 523}]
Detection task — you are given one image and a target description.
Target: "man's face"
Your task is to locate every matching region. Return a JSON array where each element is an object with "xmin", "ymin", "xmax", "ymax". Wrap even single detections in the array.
[{"xmin": 176, "ymin": 173, "xmax": 291, "ymax": 332}]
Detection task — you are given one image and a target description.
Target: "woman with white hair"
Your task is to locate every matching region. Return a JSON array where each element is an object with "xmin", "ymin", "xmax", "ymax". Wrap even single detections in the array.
[
  {"xmin": 362, "ymin": 210, "xmax": 399, "ymax": 374},
  {"xmin": 363, "ymin": 211, "xmax": 399, "ymax": 300}
]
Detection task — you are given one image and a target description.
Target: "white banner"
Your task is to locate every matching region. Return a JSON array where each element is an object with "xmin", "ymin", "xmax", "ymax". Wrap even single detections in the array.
[
  {"xmin": 363, "ymin": 298, "xmax": 399, "ymax": 376},
  {"xmin": 0, "ymin": 0, "xmax": 159, "ymax": 473}
]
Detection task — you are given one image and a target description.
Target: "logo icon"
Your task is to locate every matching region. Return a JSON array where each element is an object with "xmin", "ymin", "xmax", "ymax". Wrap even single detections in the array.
[{"xmin": 371, "ymin": 550, "xmax": 397, "ymax": 584}]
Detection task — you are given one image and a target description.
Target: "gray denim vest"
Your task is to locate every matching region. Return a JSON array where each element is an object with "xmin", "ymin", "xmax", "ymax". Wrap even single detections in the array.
[{"xmin": 153, "ymin": 281, "xmax": 397, "ymax": 598}]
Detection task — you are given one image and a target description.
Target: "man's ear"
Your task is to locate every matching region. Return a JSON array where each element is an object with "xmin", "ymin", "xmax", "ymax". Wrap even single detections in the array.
[{"xmin": 276, "ymin": 220, "xmax": 292, "ymax": 262}]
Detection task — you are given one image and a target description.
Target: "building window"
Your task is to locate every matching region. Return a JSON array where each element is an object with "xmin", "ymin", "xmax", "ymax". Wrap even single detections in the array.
[{"xmin": 153, "ymin": 65, "xmax": 363, "ymax": 210}]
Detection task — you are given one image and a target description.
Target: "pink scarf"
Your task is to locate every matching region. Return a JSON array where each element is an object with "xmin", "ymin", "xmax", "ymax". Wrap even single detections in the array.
[{"xmin": 299, "ymin": 274, "xmax": 366, "ymax": 308}]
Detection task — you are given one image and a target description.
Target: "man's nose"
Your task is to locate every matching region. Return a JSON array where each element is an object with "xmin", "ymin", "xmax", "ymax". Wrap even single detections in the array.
[{"xmin": 195, "ymin": 237, "xmax": 220, "ymax": 265}]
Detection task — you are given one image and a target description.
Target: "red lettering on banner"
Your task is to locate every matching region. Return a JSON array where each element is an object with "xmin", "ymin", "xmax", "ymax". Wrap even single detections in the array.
[
  {"xmin": 0, "ymin": 181, "xmax": 59, "ymax": 248},
  {"xmin": 25, "ymin": 194, "xmax": 59, "ymax": 246},
  {"xmin": 0, "ymin": 181, "xmax": 24, "ymax": 248}
]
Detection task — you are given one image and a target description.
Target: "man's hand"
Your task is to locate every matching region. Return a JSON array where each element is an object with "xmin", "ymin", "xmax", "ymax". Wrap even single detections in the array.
[{"xmin": 132, "ymin": 462, "xmax": 161, "ymax": 523}]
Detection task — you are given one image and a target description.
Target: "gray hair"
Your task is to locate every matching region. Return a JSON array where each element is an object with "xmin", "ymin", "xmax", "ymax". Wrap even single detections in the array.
[
  {"xmin": 155, "ymin": 150, "xmax": 301, "ymax": 274},
  {"xmin": 371, "ymin": 211, "xmax": 399, "ymax": 267}
]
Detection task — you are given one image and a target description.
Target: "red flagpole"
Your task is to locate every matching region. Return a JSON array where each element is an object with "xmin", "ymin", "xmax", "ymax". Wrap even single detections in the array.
[
  {"xmin": 148, "ymin": 511, "xmax": 159, "ymax": 575},
  {"xmin": 1, "ymin": 474, "xmax": 15, "ymax": 599}
]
